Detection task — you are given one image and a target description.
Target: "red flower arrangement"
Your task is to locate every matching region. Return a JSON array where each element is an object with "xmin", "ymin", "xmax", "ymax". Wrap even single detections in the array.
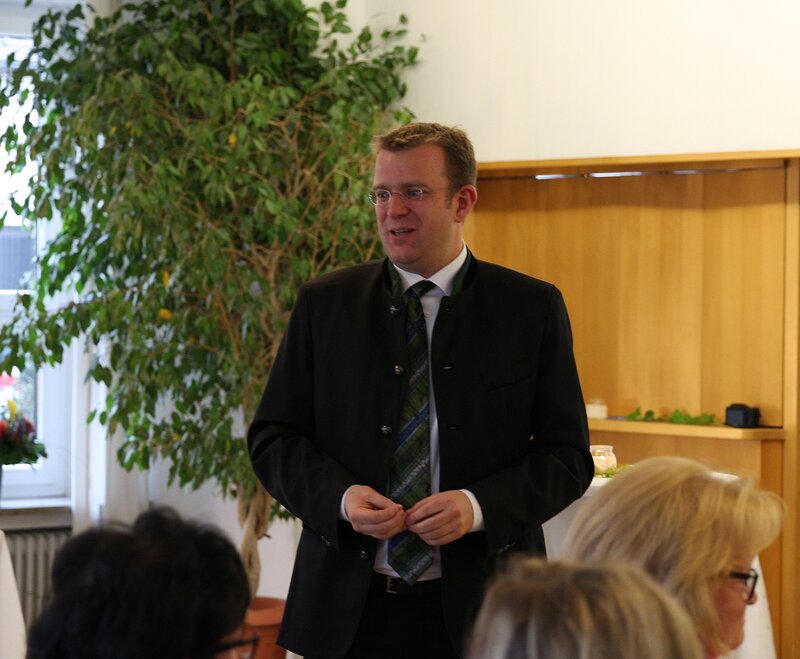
[{"xmin": 0, "ymin": 401, "xmax": 47, "ymax": 466}]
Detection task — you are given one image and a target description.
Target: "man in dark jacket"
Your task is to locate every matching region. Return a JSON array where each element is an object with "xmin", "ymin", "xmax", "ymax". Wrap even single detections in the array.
[{"xmin": 248, "ymin": 122, "xmax": 593, "ymax": 659}]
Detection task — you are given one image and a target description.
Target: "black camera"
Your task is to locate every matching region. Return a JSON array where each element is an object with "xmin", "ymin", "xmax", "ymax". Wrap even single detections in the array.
[{"xmin": 725, "ymin": 403, "xmax": 760, "ymax": 428}]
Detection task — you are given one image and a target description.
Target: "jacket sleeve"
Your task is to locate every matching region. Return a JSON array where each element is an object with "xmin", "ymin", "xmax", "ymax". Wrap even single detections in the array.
[
  {"xmin": 247, "ymin": 287, "xmax": 357, "ymax": 550},
  {"xmin": 466, "ymin": 285, "xmax": 593, "ymax": 555}
]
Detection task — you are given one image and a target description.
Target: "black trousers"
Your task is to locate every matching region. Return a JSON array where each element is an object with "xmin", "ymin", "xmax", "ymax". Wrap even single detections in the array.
[{"xmin": 339, "ymin": 578, "xmax": 460, "ymax": 659}]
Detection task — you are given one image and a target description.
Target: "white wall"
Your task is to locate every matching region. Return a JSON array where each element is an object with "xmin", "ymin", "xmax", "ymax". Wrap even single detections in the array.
[{"xmin": 352, "ymin": 0, "xmax": 800, "ymax": 162}]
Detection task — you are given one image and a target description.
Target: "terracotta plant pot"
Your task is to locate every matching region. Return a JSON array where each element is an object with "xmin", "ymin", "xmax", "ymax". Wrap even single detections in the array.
[{"xmin": 245, "ymin": 596, "xmax": 286, "ymax": 659}]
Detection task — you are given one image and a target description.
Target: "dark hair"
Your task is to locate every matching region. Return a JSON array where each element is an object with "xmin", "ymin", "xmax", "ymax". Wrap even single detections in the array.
[
  {"xmin": 373, "ymin": 122, "xmax": 477, "ymax": 193},
  {"xmin": 26, "ymin": 507, "xmax": 251, "ymax": 659}
]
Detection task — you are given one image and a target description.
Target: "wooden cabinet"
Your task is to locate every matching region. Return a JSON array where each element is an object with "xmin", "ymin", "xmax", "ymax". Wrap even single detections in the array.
[{"xmin": 469, "ymin": 151, "xmax": 800, "ymax": 658}]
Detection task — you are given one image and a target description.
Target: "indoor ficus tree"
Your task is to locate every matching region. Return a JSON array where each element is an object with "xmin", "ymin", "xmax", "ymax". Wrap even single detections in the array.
[{"xmin": 0, "ymin": 0, "xmax": 417, "ymax": 591}]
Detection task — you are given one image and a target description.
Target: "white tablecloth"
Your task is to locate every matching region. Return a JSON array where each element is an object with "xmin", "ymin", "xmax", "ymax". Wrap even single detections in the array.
[
  {"xmin": 543, "ymin": 478, "xmax": 775, "ymax": 659},
  {"xmin": 0, "ymin": 530, "xmax": 26, "ymax": 659}
]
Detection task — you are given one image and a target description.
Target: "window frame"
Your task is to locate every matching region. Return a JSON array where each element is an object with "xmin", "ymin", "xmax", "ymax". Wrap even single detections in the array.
[{"xmin": 1, "ymin": 12, "xmax": 78, "ymax": 501}]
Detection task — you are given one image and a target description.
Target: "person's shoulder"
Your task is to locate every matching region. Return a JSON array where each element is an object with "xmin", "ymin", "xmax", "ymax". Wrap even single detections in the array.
[
  {"xmin": 473, "ymin": 258, "xmax": 557, "ymax": 294},
  {"xmin": 303, "ymin": 260, "xmax": 385, "ymax": 292}
]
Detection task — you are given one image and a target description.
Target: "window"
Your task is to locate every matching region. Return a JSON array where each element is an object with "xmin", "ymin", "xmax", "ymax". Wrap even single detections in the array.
[{"xmin": 1, "ymin": 32, "xmax": 72, "ymax": 500}]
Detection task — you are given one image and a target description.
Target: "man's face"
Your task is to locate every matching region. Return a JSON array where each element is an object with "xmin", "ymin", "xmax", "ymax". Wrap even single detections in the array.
[{"xmin": 372, "ymin": 143, "xmax": 475, "ymax": 278}]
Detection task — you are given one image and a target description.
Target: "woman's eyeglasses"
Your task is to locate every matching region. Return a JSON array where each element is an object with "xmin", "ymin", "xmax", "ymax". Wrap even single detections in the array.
[
  {"xmin": 727, "ymin": 568, "xmax": 758, "ymax": 602},
  {"xmin": 213, "ymin": 627, "xmax": 259, "ymax": 658}
]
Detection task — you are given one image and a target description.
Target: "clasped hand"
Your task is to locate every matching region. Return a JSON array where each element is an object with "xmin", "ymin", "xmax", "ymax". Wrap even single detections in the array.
[{"xmin": 344, "ymin": 485, "xmax": 473, "ymax": 546}]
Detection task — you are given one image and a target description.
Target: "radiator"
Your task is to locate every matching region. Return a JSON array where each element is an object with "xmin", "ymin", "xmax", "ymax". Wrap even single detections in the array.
[{"xmin": 5, "ymin": 527, "xmax": 71, "ymax": 626}]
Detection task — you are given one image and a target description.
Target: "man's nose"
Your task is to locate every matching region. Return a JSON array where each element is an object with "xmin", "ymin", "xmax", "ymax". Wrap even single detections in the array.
[{"xmin": 387, "ymin": 192, "xmax": 409, "ymax": 214}]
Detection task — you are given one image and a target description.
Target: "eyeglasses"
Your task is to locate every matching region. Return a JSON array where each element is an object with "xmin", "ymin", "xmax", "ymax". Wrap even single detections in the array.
[
  {"xmin": 213, "ymin": 628, "xmax": 259, "ymax": 658},
  {"xmin": 727, "ymin": 568, "xmax": 758, "ymax": 602},
  {"xmin": 368, "ymin": 187, "xmax": 447, "ymax": 205}
]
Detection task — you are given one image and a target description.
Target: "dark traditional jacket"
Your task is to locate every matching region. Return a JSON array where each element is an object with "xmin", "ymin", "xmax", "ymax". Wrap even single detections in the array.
[{"xmin": 248, "ymin": 255, "xmax": 593, "ymax": 658}]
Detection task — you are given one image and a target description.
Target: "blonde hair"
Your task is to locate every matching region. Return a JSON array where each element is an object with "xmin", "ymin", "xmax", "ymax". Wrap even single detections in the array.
[
  {"xmin": 561, "ymin": 456, "xmax": 784, "ymax": 656},
  {"xmin": 466, "ymin": 558, "xmax": 703, "ymax": 659}
]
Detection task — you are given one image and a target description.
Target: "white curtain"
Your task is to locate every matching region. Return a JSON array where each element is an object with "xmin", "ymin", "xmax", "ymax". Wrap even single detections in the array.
[
  {"xmin": 64, "ymin": 0, "xmax": 148, "ymax": 534},
  {"xmin": 70, "ymin": 346, "xmax": 149, "ymax": 533}
]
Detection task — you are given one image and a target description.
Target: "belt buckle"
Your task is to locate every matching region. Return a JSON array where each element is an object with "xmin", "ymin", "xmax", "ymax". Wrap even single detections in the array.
[{"xmin": 385, "ymin": 576, "xmax": 399, "ymax": 595}]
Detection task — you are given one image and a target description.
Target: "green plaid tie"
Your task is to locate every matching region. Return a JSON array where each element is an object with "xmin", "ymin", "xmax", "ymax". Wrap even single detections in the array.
[{"xmin": 388, "ymin": 279, "xmax": 436, "ymax": 584}]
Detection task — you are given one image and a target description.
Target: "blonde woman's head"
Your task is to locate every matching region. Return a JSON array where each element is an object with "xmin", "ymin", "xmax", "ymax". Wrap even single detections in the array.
[
  {"xmin": 561, "ymin": 456, "xmax": 784, "ymax": 655},
  {"xmin": 466, "ymin": 558, "xmax": 702, "ymax": 659}
]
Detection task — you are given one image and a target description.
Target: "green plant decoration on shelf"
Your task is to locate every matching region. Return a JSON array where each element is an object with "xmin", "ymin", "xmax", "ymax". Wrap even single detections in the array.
[
  {"xmin": 625, "ymin": 408, "xmax": 716, "ymax": 425},
  {"xmin": 594, "ymin": 464, "xmax": 629, "ymax": 478},
  {"xmin": 0, "ymin": 0, "xmax": 418, "ymax": 590}
]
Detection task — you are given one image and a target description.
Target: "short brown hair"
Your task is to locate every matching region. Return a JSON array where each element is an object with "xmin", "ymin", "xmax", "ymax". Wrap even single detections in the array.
[
  {"xmin": 562, "ymin": 456, "xmax": 784, "ymax": 656},
  {"xmin": 466, "ymin": 558, "xmax": 703, "ymax": 659},
  {"xmin": 373, "ymin": 122, "xmax": 477, "ymax": 191}
]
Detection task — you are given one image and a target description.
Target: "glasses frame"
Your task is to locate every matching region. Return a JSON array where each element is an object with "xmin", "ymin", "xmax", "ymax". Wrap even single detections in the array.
[
  {"xmin": 727, "ymin": 568, "xmax": 758, "ymax": 602},
  {"xmin": 368, "ymin": 186, "xmax": 450, "ymax": 206},
  {"xmin": 213, "ymin": 633, "xmax": 259, "ymax": 658}
]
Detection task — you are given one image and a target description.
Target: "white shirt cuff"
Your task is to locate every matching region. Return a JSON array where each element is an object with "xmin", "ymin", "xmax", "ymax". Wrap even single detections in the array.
[
  {"xmin": 459, "ymin": 489, "xmax": 485, "ymax": 532},
  {"xmin": 340, "ymin": 485, "xmax": 359, "ymax": 521}
]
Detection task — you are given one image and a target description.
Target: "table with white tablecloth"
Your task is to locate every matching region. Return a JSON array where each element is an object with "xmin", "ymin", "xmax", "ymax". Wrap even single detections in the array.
[
  {"xmin": 542, "ymin": 477, "xmax": 776, "ymax": 659},
  {"xmin": 0, "ymin": 530, "xmax": 26, "ymax": 659}
]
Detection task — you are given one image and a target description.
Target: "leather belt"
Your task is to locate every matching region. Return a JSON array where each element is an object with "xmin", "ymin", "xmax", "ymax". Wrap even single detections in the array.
[{"xmin": 371, "ymin": 573, "xmax": 441, "ymax": 595}]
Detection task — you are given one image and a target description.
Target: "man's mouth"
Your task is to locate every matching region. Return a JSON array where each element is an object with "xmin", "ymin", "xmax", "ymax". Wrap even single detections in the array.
[{"xmin": 391, "ymin": 228, "xmax": 413, "ymax": 235}]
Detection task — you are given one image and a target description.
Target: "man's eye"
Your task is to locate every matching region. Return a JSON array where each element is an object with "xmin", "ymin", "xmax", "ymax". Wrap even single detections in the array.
[
  {"xmin": 375, "ymin": 190, "xmax": 392, "ymax": 202},
  {"xmin": 404, "ymin": 188, "xmax": 425, "ymax": 201}
]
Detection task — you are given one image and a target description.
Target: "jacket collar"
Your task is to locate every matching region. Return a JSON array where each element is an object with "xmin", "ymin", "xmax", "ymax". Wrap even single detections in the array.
[{"xmin": 385, "ymin": 248, "xmax": 475, "ymax": 297}]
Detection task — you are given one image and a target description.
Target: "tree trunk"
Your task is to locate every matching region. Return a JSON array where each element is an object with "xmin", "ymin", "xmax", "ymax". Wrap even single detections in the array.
[{"xmin": 238, "ymin": 482, "xmax": 273, "ymax": 597}]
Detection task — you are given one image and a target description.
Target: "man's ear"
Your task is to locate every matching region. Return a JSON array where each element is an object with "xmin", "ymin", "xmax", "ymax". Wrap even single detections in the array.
[{"xmin": 454, "ymin": 184, "xmax": 478, "ymax": 223}]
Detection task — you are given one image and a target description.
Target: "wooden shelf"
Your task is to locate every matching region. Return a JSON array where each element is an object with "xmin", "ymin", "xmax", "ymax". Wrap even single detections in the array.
[
  {"xmin": 589, "ymin": 418, "xmax": 785, "ymax": 441},
  {"xmin": 477, "ymin": 149, "xmax": 800, "ymax": 178}
]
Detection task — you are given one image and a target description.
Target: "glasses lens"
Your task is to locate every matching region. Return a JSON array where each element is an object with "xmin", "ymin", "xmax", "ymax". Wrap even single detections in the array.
[
  {"xmin": 370, "ymin": 189, "xmax": 392, "ymax": 205},
  {"xmin": 728, "ymin": 569, "xmax": 757, "ymax": 601},
  {"xmin": 403, "ymin": 187, "xmax": 425, "ymax": 201}
]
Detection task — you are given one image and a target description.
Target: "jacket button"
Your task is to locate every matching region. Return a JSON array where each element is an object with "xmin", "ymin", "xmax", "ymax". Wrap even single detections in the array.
[
  {"xmin": 359, "ymin": 550, "xmax": 371, "ymax": 560},
  {"xmin": 393, "ymin": 365, "xmax": 404, "ymax": 376},
  {"xmin": 380, "ymin": 425, "xmax": 393, "ymax": 436},
  {"xmin": 447, "ymin": 424, "xmax": 461, "ymax": 431},
  {"xmin": 389, "ymin": 305, "xmax": 400, "ymax": 316},
  {"xmin": 442, "ymin": 364, "xmax": 454, "ymax": 371}
]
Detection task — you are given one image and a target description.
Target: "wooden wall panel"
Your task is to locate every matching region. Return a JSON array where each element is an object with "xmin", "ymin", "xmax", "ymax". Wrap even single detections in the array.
[
  {"xmin": 701, "ymin": 169, "xmax": 785, "ymax": 426},
  {"xmin": 470, "ymin": 167, "xmax": 785, "ymax": 424},
  {"xmin": 781, "ymin": 159, "xmax": 799, "ymax": 659},
  {"xmin": 615, "ymin": 175, "xmax": 705, "ymax": 416}
]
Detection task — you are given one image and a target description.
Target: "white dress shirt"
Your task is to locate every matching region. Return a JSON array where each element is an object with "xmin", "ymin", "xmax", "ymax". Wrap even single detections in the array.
[{"xmin": 341, "ymin": 245, "xmax": 485, "ymax": 580}]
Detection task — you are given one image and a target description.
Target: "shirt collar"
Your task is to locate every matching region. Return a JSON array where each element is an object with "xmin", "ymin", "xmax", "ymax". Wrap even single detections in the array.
[{"xmin": 392, "ymin": 244, "xmax": 468, "ymax": 296}]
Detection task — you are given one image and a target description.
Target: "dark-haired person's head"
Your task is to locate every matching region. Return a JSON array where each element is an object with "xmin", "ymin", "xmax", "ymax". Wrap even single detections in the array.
[{"xmin": 26, "ymin": 507, "xmax": 252, "ymax": 659}]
